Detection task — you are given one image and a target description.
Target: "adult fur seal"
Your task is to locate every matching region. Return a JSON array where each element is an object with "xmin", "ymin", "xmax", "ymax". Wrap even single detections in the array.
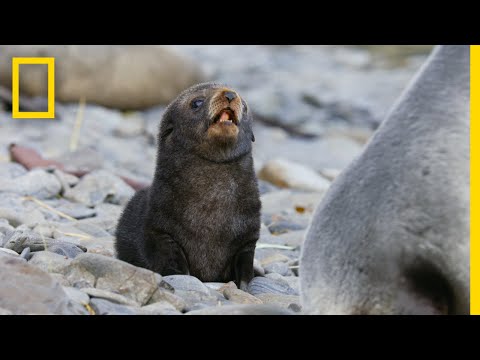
[
  {"xmin": 300, "ymin": 45, "xmax": 470, "ymax": 315},
  {"xmin": 115, "ymin": 82, "xmax": 261, "ymax": 289}
]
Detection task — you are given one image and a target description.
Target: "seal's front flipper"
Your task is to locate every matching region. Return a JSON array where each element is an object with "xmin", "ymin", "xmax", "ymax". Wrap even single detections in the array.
[
  {"xmin": 234, "ymin": 248, "xmax": 255, "ymax": 291},
  {"xmin": 145, "ymin": 232, "xmax": 189, "ymax": 276}
]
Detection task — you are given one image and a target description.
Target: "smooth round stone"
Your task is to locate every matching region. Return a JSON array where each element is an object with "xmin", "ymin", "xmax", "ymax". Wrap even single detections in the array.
[
  {"xmin": 0, "ymin": 248, "xmax": 20, "ymax": 257},
  {"xmin": 247, "ymin": 276, "xmax": 298, "ymax": 296},
  {"xmin": 163, "ymin": 275, "xmax": 210, "ymax": 295},
  {"xmin": 264, "ymin": 262, "xmax": 292, "ymax": 276}
]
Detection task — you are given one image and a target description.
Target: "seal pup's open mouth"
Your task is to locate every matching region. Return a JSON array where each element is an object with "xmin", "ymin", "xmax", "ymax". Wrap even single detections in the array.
[{"xmin": 212, "ymin": 108, "xmax": 238, "ymax": 126}]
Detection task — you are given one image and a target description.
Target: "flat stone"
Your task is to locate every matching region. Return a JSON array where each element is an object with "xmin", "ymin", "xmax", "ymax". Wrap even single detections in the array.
[
  {"xmin": 223, "ymin": 287, "xmax": 263, "ymax": 305},
  {"xmin": 260, "ymin": 190, "xmax": 324, "ymax": 217},
  {"xmin": 255, "ymin": 294, "xmax": 301, "ymax": 312},
  {"xmin": 173, "ymin": 289, "xmax": 222, "ymax": 311},
  {"xmin": 147, "ymin": 288, "xmax": 188, "ymax": 312},
  {"xmin": 81, "ymin": 288, "xmax": 140, "ymax": 307},
  {"xmin": 264, "ymin": 262, "xmax": 292, "ymax": 276},
  {"xmin": 247, "ymin": 276, "xmax": 298, "ymax": 296},
  {"xmin": 163, "ymin": 275, "xmax": 211, "ymax": 295},
  {"xmin": 139, "ymin": 301, "xmax": 182, "ymax": 315},
  {"xmin": 53, "ymin": 203, "xmax": 96, "ymax": 220},
  {"xmin": 0, "ymin": 255, "xmax": 81, "ymax": 314},
  {"xmin": 268, "ymin": 220, "xmax": 306, "ymax": 235},
  {"xmin": 265, "ymin": 273, "xmax": 300, "ymax": 294},
  {"xmin": 3, "ymin": 228, "xmax": 86, "ymax": 256},
  {"xmin": 63, "ymin": 286, "xmax": 90, "ymax": 305},
  {"xmin": 28, "ymin": 251, "xmax": 72, "ymax": 274},
  {"xmin": 186, "ymin": 304, "xmax": 294, "ymax": 315},
  {"xmin": 272, "ymin": 230, "xmax": 306, "ymax": 248},
  {"xmin": 204, "ymin": 282, "xmax": 228, "ymax": 291},
  {"xmin": 0, "ymin": 169, "xmax": 62, "ymax": 199},
  {"xmin": 259, "ymin": 253, "xmax": 291, "ymax": 267},
  {"xmin": 0, "ymin": 248, "xmax": 20, "ymax": 257},
  {"xmin": 64, "ymin": 170, "xmax": 134, "ymax": 207},
  {"xmin": 0, "ymin": 162, "xmax": 27, "ymax": 179},
  {"xmin": 89, "ymin": 298, "xmax": 138, "ymax": 315},
  {"xmin": 259, "ymin": 158, "xmax": 331, "ymax": 192},
  {"xmin": 65, "ymin": 253, "xmax": 162, "ymax": 306}
]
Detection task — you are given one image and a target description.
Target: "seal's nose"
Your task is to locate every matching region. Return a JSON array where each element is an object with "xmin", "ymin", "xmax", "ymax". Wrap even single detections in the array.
[{"xmin": 224, "ymin": 91, "xmax": 237, "ymax": 103}]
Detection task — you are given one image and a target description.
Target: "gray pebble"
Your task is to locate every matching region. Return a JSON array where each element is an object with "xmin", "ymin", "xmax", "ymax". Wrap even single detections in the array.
[
  {"xmin": 140, "ymin": 301, "xmax": 182, "ymax": 315},
  {"xmin": 268, "ymin": 220, "xmax": 306, "ymax": 235},
  {"xmin": 65, "ymin": 253, "xmax": 163, "ymax": 306},
  {"xmin": 81, "ymin": 287, "xmax": 140, "ymax": 307},
  {"xmin": 19, "ymin": 247, "xmax": 31, "ymax": 260},
  {"xmin": 247, "ymin": 276, "xmax": 298, "ymax": 296},
  {"xmin": 89, "ymin": 298, "xmax": 138, "ymax": 315},
  {"xmin": 264, "ymin": 261, "xmax": 292, "ymax": 276},
  {"xmin": 64, "ymin": 170, "xmax": 134, "ymax": 207},
  {"xmin": 28, "ymin": 251, "xmax": 72, "ymax": 274},
  {"xmin": 0, "ymin": 169, "xmax": 62, "ymax": 199},
  {"xmin": 186, "ymin": 304, "xmax": 294, "ymax": 315},
  {"xmin": 163, "ymin": 275, "xmax": 211, "ymax": 295},
  {"xmin": 0, "ymin": 163, "xmax": 27, "ymax": 179},
  {"xmin": 63, "ymin": 286, "xmax": 90, "ymax": 305}
]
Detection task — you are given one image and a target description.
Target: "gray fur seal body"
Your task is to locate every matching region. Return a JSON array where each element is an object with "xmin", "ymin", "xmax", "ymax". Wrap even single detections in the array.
[{"xmin": 300, "ymin": 45, "xmax": 470, "ymax": 315}]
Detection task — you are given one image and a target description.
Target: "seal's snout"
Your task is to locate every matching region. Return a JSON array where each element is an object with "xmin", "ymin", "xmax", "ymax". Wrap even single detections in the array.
[
  {"xmin": 224, "ymin": 91, "xmax": 237, "ymax": 102},
  {"xmin": 208, "ymin": 88, "xmax": 243, "ymax": 127}
]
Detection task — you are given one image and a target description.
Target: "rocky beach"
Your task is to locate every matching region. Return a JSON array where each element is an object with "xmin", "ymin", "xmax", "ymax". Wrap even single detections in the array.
[{"xmin": 0, "ymin": 45, "xmax": 432, "ymax": 314}]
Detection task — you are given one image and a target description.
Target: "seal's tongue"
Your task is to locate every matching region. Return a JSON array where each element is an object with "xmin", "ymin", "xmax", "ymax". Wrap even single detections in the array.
[{"xmin": 220, "ymin": 111, "xmax": 231, "ymax": 121}]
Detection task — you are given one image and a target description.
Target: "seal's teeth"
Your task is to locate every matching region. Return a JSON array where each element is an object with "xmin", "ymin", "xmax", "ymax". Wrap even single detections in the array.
[{"xmin": 220, "ymin": 112, "xmax": 230, "ymax": 122}]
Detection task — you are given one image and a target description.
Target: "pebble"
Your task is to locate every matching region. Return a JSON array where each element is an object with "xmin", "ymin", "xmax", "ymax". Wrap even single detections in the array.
[
  {"xmin": 255, "ymin": 294, "xmax": 301, "ymax": 312},
  {"xmin": 264, "ymin": 262, "xmax": 292, "ymax": 276},
  {"xmin": 247, "ymin": 276, "xmax": 298, "ymax": 296},
  {"xmin": 0, "ymin": 255, "xmax": 82, "ymax": 314},
  {"xmin": 64, "ymin": 286, "xmax": 90, "ymax": 305},
  {"xmin": 259, "ymin": 158, "xmax": 331, "ymax": 192},
  {"xmin": 89, "ymin": 298, "xmax": 138, "ymax": 315},
  {"xmin": 223, "ymin": 287, "xmax": 263, "ymax": 305},
  {"xmin": 65, "ymin": 253, "xmax": 163, "ymax": 306},
  {"xmin": 186, "ymin": 304, "xmax": 294, "ymax": 315},
  {"xmin": 0, "ymin": 162, "xmax": 27, "ymax": 179},
  {"xmin": 163, "ymin": 275, "xmax": 211, "ymax": 296},
  {"xmin": 140, "ymin": 301, "xmax": 182, "ymax": 315},
  {"xmin": 81, "ymin": 287, "xmax": 140, "ymax": 307},
  {"xmin": 147, "ymin": 288, "xmax": 188, "ymax": 312},
  {"xmin": 0, "ymin": 169, "xmax": 62, "ymax": 199},
  {"xmin": 2, "ymin": 228, "xmax": 86, "ymax": 256},
  {"xmin": 28, "ymin": 251, "xmax": 72, "ymax": 274},
  {"xmin": 64, "ymin": 170, "xmax": 134, "ymax": 207},
  {"xmin": 0, "ymin": 248, "xmax": 20, "ymax": 257}
]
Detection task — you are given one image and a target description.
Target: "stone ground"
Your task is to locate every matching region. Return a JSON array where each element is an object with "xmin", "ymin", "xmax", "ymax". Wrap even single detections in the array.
[{"xmin": 0, "ymin": 45, "xmax": 431, "ymax": 315}]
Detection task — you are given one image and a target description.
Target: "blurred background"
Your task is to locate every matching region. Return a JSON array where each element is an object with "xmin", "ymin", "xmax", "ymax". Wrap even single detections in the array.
[{"xmin": 0, "ymin": 45, "xmax": 433, "ymax": 184}]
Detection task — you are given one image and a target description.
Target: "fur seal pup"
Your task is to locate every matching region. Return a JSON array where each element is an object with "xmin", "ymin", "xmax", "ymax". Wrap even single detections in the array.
[
  {"xmin": 115, "ymin": 82, "xmax": 261, "ymax": 289},
  {"xmin": 300, "ymin": 45, "xmax": 470, "ymax": 315}
]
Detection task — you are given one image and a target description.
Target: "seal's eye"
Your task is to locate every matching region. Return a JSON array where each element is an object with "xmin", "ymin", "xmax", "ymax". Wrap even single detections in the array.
[{"xmin": 191, "ymin": 99, "xmax": 204, "ymax": 109}]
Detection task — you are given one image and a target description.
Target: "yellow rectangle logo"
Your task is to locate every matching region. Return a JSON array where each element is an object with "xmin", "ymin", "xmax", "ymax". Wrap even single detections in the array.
[{"xmin": 12, "ymin": 57, "xmax": 55, "ymax": 119}]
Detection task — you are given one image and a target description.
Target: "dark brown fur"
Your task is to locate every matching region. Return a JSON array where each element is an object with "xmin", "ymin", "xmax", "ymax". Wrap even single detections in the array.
[{"xmin": 115, "ymin": 83, "xmax": 261, "ymax": 289}]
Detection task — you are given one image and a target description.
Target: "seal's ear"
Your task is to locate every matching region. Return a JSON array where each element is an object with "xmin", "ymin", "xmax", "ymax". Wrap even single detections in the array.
[{"xmin": 251, "ymin": 133, "xmax": 255, "ymax": 142}]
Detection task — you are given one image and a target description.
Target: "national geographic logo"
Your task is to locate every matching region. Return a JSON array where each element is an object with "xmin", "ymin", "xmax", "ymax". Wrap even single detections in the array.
[{"xmin": 11, "ymin": 57, "xmax": 55, "ymax": 119}]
